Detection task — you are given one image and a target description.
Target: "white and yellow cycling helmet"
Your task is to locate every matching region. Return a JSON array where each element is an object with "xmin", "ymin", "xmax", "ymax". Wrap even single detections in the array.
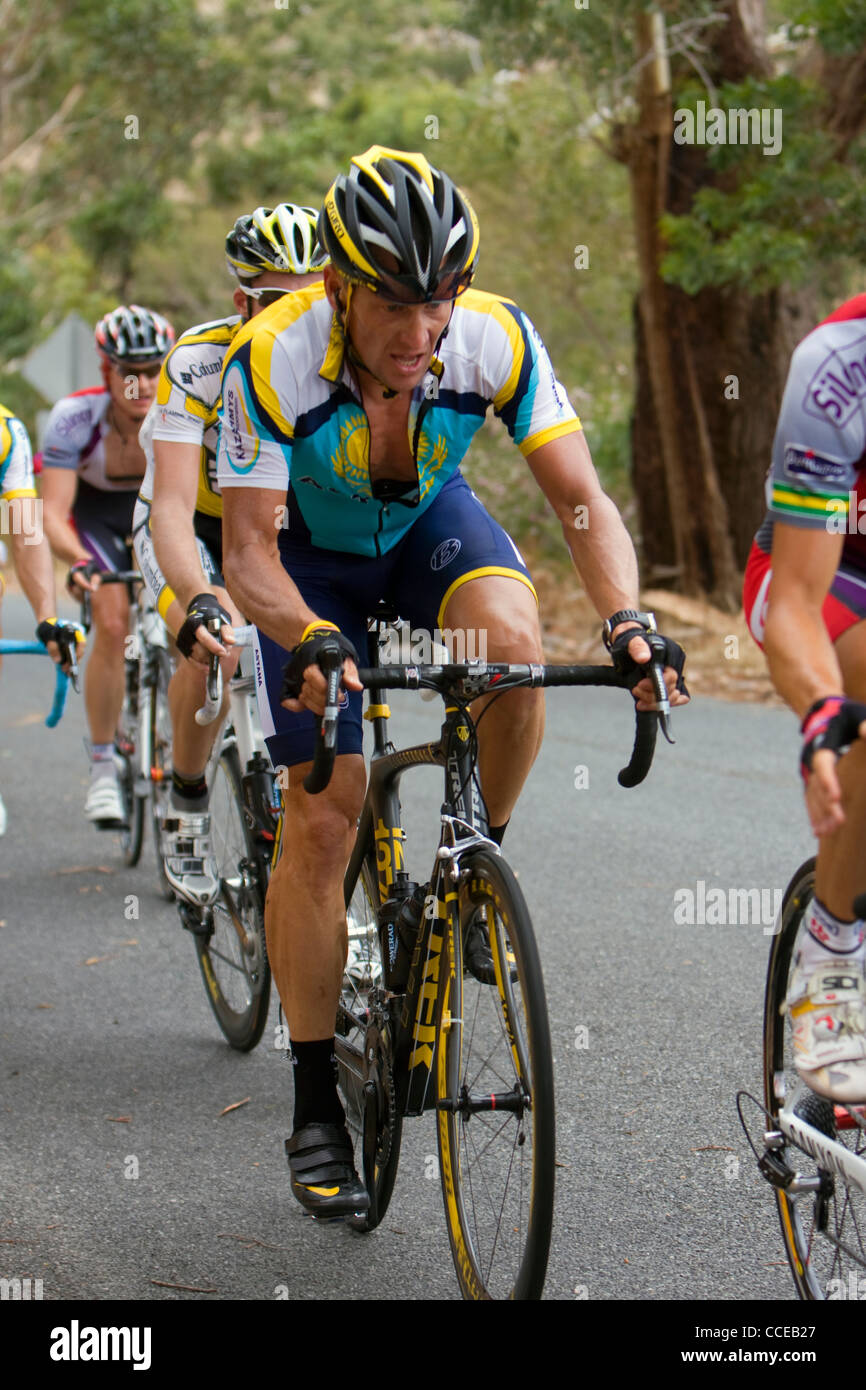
[{"xmin": 225, "ymin": 204, "xmax": 329, "ymax": 281}]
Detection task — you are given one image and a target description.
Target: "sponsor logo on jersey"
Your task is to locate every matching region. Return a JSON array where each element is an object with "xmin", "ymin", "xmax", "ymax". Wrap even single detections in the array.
[
  {"xmin": 430, "ymin": 537, "xmax": 461, "ymax": 571},
  {"xmin": 188, "ymin": 359, "xmax": 221, "ymax": 380},
  {"xmin": 804, "ymin": 337, "xmax": 866, "ymax": 427},
  {"xmin": 783, "ymin": 444, "xmax": 849, "ymax": 484},
  {"xmin": 54, "ymin": 406, "xmax": 91, "ymax": 438},
  {"xmin": 223, "ymin": 381, "xmax": 259, "ymax": 472}
]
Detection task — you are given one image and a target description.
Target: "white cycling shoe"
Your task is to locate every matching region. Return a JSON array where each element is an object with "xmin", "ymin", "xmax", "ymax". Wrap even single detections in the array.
[
  {"xmin": 85, "ymin": 774, "xmax": 127, "ymax": 830},
  {"xmin": 788, "ymin": 949, "xmax": 866, "ymax": 1103},
  {"xmin": 161, "ymin": 809, "xmax": 220, "ymax": 908}
]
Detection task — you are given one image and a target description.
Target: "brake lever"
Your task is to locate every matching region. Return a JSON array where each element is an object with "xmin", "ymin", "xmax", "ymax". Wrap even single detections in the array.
[
  {"xmin": 642, "ymin": 633, "xmax": 674, "ymax": 744},
  {"xmin": 649, "ymin": 657, "xmax": 674, "ymax": 743}
]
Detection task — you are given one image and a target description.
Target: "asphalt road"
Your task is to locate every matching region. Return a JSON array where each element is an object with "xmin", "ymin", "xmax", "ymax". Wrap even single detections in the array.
[{"xmin": 0, "ymin": 593, "xmax": 816, "ymax": 1306}]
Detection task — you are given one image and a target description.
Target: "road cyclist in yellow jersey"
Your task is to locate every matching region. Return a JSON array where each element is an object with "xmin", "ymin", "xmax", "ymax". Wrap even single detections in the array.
[
  {"xmin": 0, "ymin": 404, "xmax": 84, "ymax": 833},
  {"xmin": 134, "ymin": 205, "xmax": 327, "ymax": 905},
  {"xmin": 217, "ymin": 146, "xmax": 690, "ymax": 1219},
  {"xmin": 39, "ymin": 307, "xmax": 174, "ymax": 830}
]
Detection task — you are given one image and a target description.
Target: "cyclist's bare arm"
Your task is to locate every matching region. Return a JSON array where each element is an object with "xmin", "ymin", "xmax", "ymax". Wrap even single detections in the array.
[
  {"xmin": 221, "ymin": 485, "xmax": 361, "ymax": 714},
  {"xmin": 150, "ymin": 439, "xmax": 209, "ymax": 609},
  {"xmin": 9, "ymin": 528, "xmax": 56, "ymax": 626},
  {"xmin": 765, "ymin": 520, "xmax": 846, "ymax": 717},
  {"xmin": 527, "ymin": 431, "xmax": 688, "ymax": 707},
  {"xmin": 764, "ymin": 520, "xmax": 866, "ymax": 836},
  {"xmin": 150, "ymin": 437, "xmax": 238, "ymax": 658},
  {"xmin": 7, "ymin": 528, "xmax": 83, "ymax": 668},
  {"xmin": 40, "ymin": 467, "xmax": 93, "ymax": 578}
]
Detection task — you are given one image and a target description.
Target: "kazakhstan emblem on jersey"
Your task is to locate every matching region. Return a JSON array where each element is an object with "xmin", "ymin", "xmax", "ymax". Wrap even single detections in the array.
[
  {"xmin": 331, "ymin": 412, "xmax": 372, "ymax": 496},
  {"xmin": 418, "ymin": 429, "xmax": 448, "ymax": 501}
]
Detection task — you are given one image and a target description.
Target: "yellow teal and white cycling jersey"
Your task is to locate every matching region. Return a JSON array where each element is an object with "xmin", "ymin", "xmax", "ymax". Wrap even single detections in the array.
[
  {"xmin": 139, "ymin": 315, "xmax": 241, "ymax": 518},
  {"xmin": 216, "ymin": 283, "xmax": 581, "ymax": 557},
  {"xmin": 0, "ymin": 404, "xmax": 36, "ymax": 500}
]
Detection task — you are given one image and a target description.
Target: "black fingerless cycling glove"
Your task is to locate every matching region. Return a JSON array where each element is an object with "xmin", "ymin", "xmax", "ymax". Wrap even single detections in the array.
[
  {"xmin": 800, "ymin": 695, "xmax": 866, "ymax": 781},
  {"xmin": 176, "ymin": 592, "xmax": 231, "ymax": 658},
  {"xmin": 608, "ymin": 626, "xmax": 689, "ymax": 696},
  {"xmin": 280, "ymin": 626, "xmax": 359, "ymax": 702}
]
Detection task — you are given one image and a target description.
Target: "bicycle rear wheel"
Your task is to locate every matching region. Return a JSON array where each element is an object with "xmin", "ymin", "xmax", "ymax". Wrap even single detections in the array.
[
  {"xmin": 193, "ymin": 745, "xmax": 271, "ymax": 1051},
  {"xmin": 335, "ymin": 853, "xmax": 403, "ymax": 1232},
  {"xmin": 436, "ymin": 849, "xmax": 555, "ymax": 1300},
  {"xmin": 763, "ymin": 856, "xmax": 866, "ymax": 1299}
]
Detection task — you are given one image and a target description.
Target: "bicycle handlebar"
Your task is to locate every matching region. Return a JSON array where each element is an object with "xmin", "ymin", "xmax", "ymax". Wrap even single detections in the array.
[
  {"xmin": 195, "ymin": 644, "xmax": 223, "ymax": 726},
  {"xmin": 302, "ymin": 645, "xmax": 344, "ymax": 794},
  {"xmin": 0, "ymin": 640, "xmax": 70, "ymax": 726},
  {"xmin": 301, "ymin": 658, "xmax": 669, "ymax": 795},
  {"xmin": 76, "ymin": 569, "xmax": 143, "ymax": 634},
  {"xmin": 194, "ymin": 621, "xmax": 258, "ymax": 727}
]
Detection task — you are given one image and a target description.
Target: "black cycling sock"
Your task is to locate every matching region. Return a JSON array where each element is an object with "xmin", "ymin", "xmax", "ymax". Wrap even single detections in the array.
[
  {"xmin": 488, "ymin": 821, "xmax": 509, "ymax": 847},
  {"xmin": 290, "ymin": 1038, "xmax": 345, "ymax": 1131},
  {"xmin": 171, "ymin": 770, "xmax": 208, "ymax": 809}
]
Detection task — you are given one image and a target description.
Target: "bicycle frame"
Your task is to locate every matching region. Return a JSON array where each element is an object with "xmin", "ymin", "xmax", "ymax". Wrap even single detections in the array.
[
  {"xmin": 767, "ymin": 1105, "xmax": 866, "ymax": 1198},
  {"xmin": 341, "ymin": 651, "xmax": 501, "ymax": 1118}
]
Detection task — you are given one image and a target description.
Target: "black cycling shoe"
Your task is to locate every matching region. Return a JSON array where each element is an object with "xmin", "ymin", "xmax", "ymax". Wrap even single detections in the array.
[
  {"xmin": 463, "ymin": 908, "xmax": 518, "ymax": 985},
  {"xmin": 285, "ymin": 1122, "xmax": 370, "ymax": 1220}
]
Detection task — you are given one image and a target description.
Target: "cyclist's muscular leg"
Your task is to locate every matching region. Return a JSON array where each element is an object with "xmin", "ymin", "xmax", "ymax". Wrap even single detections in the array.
[
  {"xmin": 815, "ymin": 621, "xmax": 866, "ymax": 919},
  {"xmin": 266, "ymin": 753, "xmax": 367, "ymax": 1040},
  {"xmin": 85, "ymin": 581, "xmax": 129, "ymax": 743},
  {"xmin": 440, "ymin": 575, "xmax": 544, "ymax": 825}
]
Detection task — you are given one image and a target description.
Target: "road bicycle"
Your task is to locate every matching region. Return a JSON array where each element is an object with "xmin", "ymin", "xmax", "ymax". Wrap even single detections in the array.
[
  {"xmin": 175, "ymin": 622, "xmax": 274, "ymax": 1051},
  {"xmin": 740, "ymin": 860, "xmax": 866, "ymax": 1300},
  {"xmin": 78, "ymin": 570, "xmax": 173, "ymax": 884},
  {"xmin": 207, "ymin": 609, "xmax": 669, "ymax": 1298}
]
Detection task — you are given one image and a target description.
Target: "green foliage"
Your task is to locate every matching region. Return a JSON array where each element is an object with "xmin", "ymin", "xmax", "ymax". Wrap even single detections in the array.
[
  {"xmin": 660, "ymin": 76, "xmax": 866, "ymax": 294},
  {"xmin": 3, "ymin": 0, "xmax": 862, "ymax": 561},
  {"xmin": 0, "ymin": 255, "xmax": 39, "ymax": 361},
  {"xmin": 783, "ymin": 0, "xmax": 866, "ymax": 54}
]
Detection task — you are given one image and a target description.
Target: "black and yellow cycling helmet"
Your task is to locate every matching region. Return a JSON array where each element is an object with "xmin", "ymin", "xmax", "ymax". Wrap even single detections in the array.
[
  {"xmin": 319, "ymin": 146, "xmax": 479, "ymax": 303},
  {"xmin": 225, "ymin": 204, "xmax": 329, "ymax": 281}
]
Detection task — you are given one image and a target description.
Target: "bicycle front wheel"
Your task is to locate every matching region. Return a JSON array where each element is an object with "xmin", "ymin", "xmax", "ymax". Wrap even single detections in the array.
[
  {"xmin": 149, "ymin": 647, "xmax": 174, "ymax": 901},
  {"xmin": 436, "ymin": 849, "xmax": 555, "ymax": 1300},
  {"xmin": 116, "ymin": 670, "xmax": 144, "ymax": 867},
  {"xmin": 763, "ymin": 856, "xmax": 866, "ymax": 1299},
  {"xmin": 335, "ymin": 852, "xmax": 403, "ymax": 1232},
  {"xmin": 194, "ymin": 745, "xmax": 271, "ymax": 1051}
]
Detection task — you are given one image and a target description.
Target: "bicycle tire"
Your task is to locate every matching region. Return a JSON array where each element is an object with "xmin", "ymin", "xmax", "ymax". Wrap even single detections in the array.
[
  {"xmin": 436, "ymin": 849, "xmax": 555, "ymax": 1300},
  {"xmin": 116, "ymin": 660, "xmax": 144, "ymax": 867},
  {"xmin": 194, "ymin": 744, "xmax": 271, "ymax": 1051},
  {"xmin": 335, "ymin": 853, "xmax": 403, "ymax": 1232},
  {"xmin": 763, "ymin": 856, "xmax": 866, "ymax": 1299},
  {"xmin": 148, "ymin": 647, "xmax": 174, "ymax": 901}
]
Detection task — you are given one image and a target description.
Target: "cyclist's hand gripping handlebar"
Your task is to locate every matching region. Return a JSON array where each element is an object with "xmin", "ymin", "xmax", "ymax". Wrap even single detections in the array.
[
  {"xmin": 302, "ymin": 641, "xmax": 345, "ymax": 795},
  {"xmin": 279, "ymin": 628, "xmax": 360, "ymax": 794}
]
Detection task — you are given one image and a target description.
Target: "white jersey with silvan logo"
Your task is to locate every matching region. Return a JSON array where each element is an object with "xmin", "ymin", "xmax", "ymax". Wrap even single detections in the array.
[
  {"xmin": 759, "ymin": 294, "xmax": 866, "ymax": 545},
  {"xmin": 138, "ymin": 315, "xmax": 241, "ymax": 518},
  {"xmin": 41, "ymin": 388, "xmax": 135, "ymax": 489}
]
